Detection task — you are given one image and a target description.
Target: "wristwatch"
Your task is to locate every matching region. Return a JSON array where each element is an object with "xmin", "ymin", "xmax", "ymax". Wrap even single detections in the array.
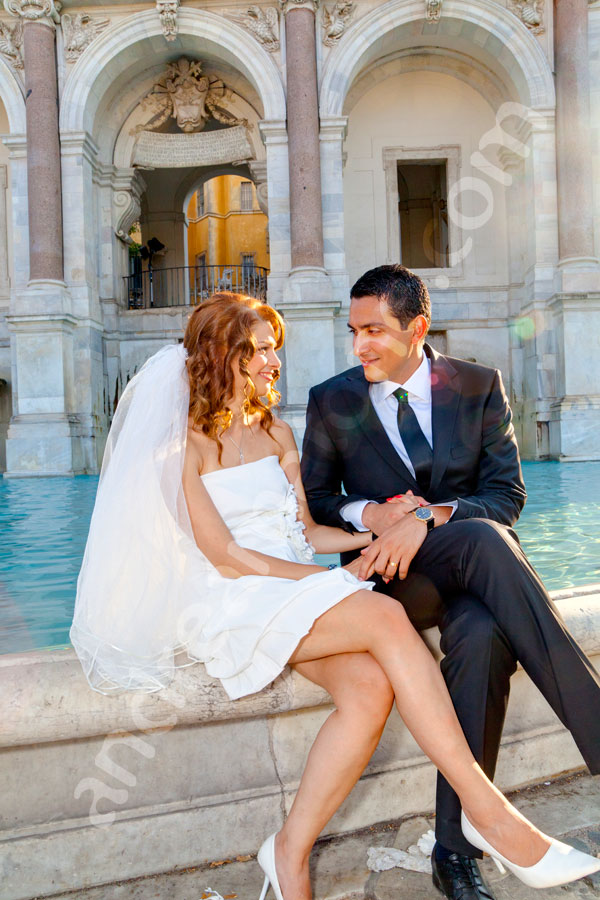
[{"xmin": 412, "ymin": 506, "xmax": 435, "ymax": 532}]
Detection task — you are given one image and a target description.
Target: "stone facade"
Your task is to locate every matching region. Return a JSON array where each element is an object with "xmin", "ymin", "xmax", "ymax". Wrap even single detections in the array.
[{"xmin": 0, "ymin": 0, "xmax": 598, "ymax": 474}]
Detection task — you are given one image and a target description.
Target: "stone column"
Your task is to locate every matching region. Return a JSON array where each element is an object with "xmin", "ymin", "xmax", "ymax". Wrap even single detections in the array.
[
  {"xmin": 554, "ymin": 0, "xmax": 599, "ymax": 282},
  {"xmin": 546, "ymin": 0, "xmax": 600, "ymax": 460},
  {"xmin": 21, "ymin": 14, "xmax": 63, "ymax": 282},
  {"xmin": 3, "ymin": 1, "xmax": 84, "ymax": 476},
  {"xmin": 276, "ymin": 3, "xmax": 339, "ymax": 442},
  {"xmin": 282, "ymin": 0, "xmax": 324, "ymax": 271},
  {"xmin": 258, "ymin": 119, "xmax": 291, "ymax": 301},
  {"xmin": 0, "ymin": 166, "xmax": 9, "ymax": 298}
]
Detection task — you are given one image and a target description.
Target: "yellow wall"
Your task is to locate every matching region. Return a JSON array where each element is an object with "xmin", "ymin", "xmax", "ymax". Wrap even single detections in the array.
[{"xmin": 187, "ymin": 175, "xmax": 269, "ymax": 272}]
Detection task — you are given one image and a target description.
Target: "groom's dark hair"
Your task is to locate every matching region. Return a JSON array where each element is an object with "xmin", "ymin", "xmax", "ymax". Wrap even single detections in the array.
[{"xmin": 350, "ymin": 264, "xmax": 431, "ymax": 330}]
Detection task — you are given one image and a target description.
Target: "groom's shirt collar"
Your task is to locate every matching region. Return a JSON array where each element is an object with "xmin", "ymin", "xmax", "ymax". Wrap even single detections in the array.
[{"xmin": 370, "ymin": 353, "xmax": 431, "ymax": 405}]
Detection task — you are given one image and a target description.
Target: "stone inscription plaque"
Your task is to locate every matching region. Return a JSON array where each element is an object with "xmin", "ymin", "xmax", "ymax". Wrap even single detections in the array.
[{"xmin": 133, "ymin": 126, "xmax": 253, "ymax": 168}]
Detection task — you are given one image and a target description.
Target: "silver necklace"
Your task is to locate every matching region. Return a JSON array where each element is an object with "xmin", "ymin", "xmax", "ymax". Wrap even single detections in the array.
[{"xmin": 227, "ymin": 429, "xmax": 245, "ymax": 464}]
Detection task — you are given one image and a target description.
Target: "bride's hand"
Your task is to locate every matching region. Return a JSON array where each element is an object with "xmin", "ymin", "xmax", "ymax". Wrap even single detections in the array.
[
  {"xmin": 342, "ymin": 556, "xmax": 364, "ymax": 579},
  {"xmin": 387, "ymin": 490, "xmax": 426, "ymax": 510}
]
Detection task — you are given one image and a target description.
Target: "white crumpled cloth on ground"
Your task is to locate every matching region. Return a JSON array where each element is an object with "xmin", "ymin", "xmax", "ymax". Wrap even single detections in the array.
[{"xmin": 367, "ymin": 829, "xmax": 436, "ymax": 874}]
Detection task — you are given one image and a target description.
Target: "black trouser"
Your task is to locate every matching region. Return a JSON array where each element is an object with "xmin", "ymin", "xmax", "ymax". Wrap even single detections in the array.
[{"xmin": 380, "ymin": 517, "xmax": 600, "ymax": 857}]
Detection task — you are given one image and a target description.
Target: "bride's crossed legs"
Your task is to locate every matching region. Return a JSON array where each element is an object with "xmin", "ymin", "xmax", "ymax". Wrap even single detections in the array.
[{"xmin": 275, "ymin": 588, "xmax": 550, "ymax": 900}]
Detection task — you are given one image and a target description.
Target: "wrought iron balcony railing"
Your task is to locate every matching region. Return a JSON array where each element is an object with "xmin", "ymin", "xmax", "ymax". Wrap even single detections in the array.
[{"xmin": 124, "ymin": 264, "xmax": 268, "ymax": 309}]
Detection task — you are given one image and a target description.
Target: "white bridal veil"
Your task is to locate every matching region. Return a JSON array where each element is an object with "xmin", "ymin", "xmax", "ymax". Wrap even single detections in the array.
[{"xmin": 70, "ymin": 344, "xmax": 202, "ymax": 694}]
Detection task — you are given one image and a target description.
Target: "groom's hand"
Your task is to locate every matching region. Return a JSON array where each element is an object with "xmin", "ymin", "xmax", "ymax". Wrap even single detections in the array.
[
  {"xmin": 357, "ymin": 515, "xmax": 428, "ymax": 582},
  {"xmin": 362, "ymin": 493, "xmax": 423, "ymax": 534}
]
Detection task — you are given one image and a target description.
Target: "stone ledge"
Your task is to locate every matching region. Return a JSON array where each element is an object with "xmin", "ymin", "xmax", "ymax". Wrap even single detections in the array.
[
  {"xmin": 2, "ymin": 586, "xmax": 599, "ymax": 749},
  {"xmin": 0, "ymin": 586, "xmax": 598, "ymax": 899}
]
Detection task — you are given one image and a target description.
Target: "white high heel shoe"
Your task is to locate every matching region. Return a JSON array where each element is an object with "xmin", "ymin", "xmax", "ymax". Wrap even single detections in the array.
[
  {"xmin": 461, "ymin": 811, "xmax": 600, "ymax": 889},
  {"xmin": 257, "ymin": 833, "xmax": 284, "ymax": 900}
]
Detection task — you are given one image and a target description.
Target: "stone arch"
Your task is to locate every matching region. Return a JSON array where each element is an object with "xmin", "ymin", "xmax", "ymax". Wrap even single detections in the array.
[
  {"xmin": 0, "ymin": 58, "xmax": 26, "ymax": 133},
  {"xmin": 176, "ymin": 164, "xmax": 256, "ymax": 214},
  {"xmin": 343, "ymin": 48, "xmax": 508, "ymax": 116},
  {"xmin": 60, "ymin": 7, "xmax": 286, "ymax": 136},
  {"xmin": 320, "ymin": 0, "xmax": 555, "ymax": 117}
]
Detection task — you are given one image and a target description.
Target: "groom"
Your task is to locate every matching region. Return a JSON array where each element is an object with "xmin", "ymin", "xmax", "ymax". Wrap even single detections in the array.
[{"xmin": 301, "ymin": 264, "xmax": 600, "ymax": 900}]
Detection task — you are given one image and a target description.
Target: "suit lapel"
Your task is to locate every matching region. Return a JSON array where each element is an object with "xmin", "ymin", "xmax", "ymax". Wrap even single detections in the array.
[
  {"xmin": 427, "ymin": 345, "xmax": 461, "ymax": 494},
  {"xmin": 342, "ymin": 369, "xmax": 422, "ymax": 492}
]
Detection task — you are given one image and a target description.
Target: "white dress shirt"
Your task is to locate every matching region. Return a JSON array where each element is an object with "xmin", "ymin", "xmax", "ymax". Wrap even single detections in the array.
[{"xmin": 341, "ymin": 354, "xmax": 456, "ymax": 531}]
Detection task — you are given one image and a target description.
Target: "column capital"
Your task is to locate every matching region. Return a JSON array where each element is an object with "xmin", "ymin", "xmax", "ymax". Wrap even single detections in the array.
[
  {"xmin": 59, "ymin": 131, "xmax": 99, "ymax": 165},
  {"xmin": 3, "ymin": 0, "xmax": 61, "ymax": 26},
  {"xmin": 319, "ymin": 114, "xmax": 348, "ymax": 141},
  {"xmin": 259, "ymin": 119, "xmax": 288, "ymax": 144},
  {"xmin": 279, "ymin": 0, "xmax": 318, "ymax": 16},
  {"xmin": 0, "ymin": 133, "xmax": 27, "ymax": 158},
  {"xmin": 497, "ymin": 147, "xmax": 524, "ymax": 174}
]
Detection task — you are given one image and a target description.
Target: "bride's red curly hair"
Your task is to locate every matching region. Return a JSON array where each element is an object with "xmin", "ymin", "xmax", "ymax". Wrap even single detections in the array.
[{"xmin": 183, "ymin": 292, "xmax": 285, "ymax": 460}]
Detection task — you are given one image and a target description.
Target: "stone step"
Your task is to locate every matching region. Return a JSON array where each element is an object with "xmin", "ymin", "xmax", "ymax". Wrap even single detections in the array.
[{"xmin": 31, "ymin": 773, "xmax": 600, "ymax": 900}]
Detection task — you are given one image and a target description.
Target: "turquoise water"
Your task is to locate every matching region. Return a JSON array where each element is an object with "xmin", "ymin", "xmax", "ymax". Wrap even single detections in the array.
[{"xmin": 0, "ymin": 462, "xmax": 599, "ymax": 655}]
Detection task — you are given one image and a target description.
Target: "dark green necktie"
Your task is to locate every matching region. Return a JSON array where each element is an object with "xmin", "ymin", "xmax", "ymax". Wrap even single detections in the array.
[{"xmin": 393, "ymin": 388, "xmax": 433, "ymax": 493}]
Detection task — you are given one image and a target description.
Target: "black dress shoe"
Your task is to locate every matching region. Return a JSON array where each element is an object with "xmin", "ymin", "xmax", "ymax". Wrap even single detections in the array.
[{"xmin": 431, "ymin": 851, "xmax": 496, "ymax": 900}]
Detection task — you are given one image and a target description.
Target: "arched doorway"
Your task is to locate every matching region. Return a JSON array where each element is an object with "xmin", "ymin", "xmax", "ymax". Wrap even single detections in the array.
[
  {"xmin": 51, "ymin": 9, "xmax": 285, "ymax": 453},
  {"xmin": 59, "ymin": 8, "xmax": 285, "ymax": 313},
  {"xmin": 125, "ymin": 165, "xmax": 270, "ymax": 310},
  {"xmin": 320, "ymin": 0, "xmax": 557, "ymax": 454},
  {"xmin": 185, "ymin": 173, "xmax": 269, "ymax": 301}
]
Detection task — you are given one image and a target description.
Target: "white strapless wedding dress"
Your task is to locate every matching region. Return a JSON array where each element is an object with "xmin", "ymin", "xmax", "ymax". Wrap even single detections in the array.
[
  {"xmin": 186, "ymin": 455, "xmax": 373, "ymax": 699},
  {"xmin": 71, "ymin": 452, "xmax": 372, "ymax": 700}
]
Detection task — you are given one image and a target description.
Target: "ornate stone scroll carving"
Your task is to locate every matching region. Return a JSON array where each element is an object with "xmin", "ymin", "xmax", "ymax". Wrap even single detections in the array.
[
  {"xmin": 425, "ymin": 0, "xmax": 442, "ymax": 22},
  {"xmin": 156, "ymin": 0, "xmax": 180, "ymax": 41},
  {"xmin": 224, "ymin": 7, "xmax": 280, "ymax": 52},
  {"xmin": 3, "ymin": 0, "xmax": 61, "ymax": 23},
  {"xmin": 133, "ymin": 125, "xmax": 254, "ymax": 168},
  {"xmin": 248, "ymin": 160, "xmax": 268, "ymax": 213},
  {"xmin": 114, "ymin": 172, "xmax": 146, "ymax": 242},
  {"xmin": 114, "ymin": 192, "xmax": 141, "ymax": 242},
  {"xmin": 0, "ymin": 17, "xmax": 23, "ymax": 68},
  {"xmin": 508, "ymin": 0, "xmax": 545, "ymax": 34},
  {"xmin": 138, "ymin": 57, "xmax": 247, "ymax": 134},
  {"xmin": 62, "ymin": 13, "xmax": 109, "ymax": 61},
  {"xmin": 321, "ymin": 0, "xmax": 354, "ymax": 46}
]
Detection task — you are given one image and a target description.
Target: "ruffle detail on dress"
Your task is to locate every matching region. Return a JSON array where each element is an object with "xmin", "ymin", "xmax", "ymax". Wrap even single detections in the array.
[{"xmin": 282, "ymin": 483, "xmax": 316, "ymax": 563}]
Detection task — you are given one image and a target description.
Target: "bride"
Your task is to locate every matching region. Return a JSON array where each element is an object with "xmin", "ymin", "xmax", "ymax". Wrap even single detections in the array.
[{"xmin": 70, "ymin": 292, "xmax": 599, "ymax": 900}]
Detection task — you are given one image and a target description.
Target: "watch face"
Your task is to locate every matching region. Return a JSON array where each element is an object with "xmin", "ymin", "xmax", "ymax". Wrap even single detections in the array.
[{"xmin": 415, "ymin": 507, "xmax": 433, "ymax": 521}]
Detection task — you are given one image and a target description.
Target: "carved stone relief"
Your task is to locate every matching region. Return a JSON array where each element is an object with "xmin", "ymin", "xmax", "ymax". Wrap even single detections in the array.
[
  {"xmin": 248, "ymin": 160, "xmax": 268, "ymax": 214},
  {"xmin": 156, "ymin": 0, "xmax": 180, "ymax": 41},
  {"xmin": 425, "ymin": 0, "xmax": 442, "ymax": 23},
  {"xmin": 138, "ymin": 58, "xmax": 247, "ymax": 134},
  {"xmin": 133, "ymin": 126, "xmax": 254, "ymax": 168},
  {"xmin": 3, "ymin": 0, "xmax": 61, "ymax": 22},
  {"xmin": 0, "ymin": 17, "xmax": 23, "ymax": 68},
  {"xmin": 508, "ymin": 0, "xmax": 545, "ymax": 34},
  {"xmin": 62, "ymin": 13, "xmax": 109, "ymax": 62},
  {"xmin": 114, "ymin": 172, "xmax": 146, "ymax": 242},
  {"xmin": 322, "ymin": 0, "xmax": 354, "ymax": 46},
  {"xmin": 114, "ymin": 192, "xmax": 141, "ymax": 242},
  {"xmin": 224, "ymin": 7, "xmax": 280, "ymax": 52}
]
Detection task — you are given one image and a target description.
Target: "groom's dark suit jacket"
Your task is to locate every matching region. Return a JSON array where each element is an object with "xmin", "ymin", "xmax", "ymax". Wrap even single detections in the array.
[{"xmin": 301, "ymin": 344, "xmax": 526, "ymax": 545}]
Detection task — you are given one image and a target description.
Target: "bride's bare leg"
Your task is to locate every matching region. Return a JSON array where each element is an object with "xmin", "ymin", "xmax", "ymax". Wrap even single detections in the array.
[
  {"xmin": 274, "ymin": 653, "xmax": 394, "ymax": 899},
  {"xmin": 281, "ymin": 591, "xmax": 550, "ymax": 878}
]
